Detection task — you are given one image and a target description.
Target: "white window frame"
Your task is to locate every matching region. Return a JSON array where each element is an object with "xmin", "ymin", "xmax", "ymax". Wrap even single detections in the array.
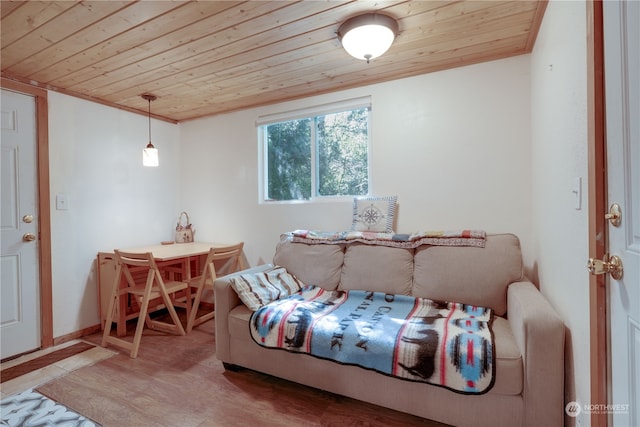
[{"xmin": 257, "ymin": 97, "xmax": 372, "ymax": 204}]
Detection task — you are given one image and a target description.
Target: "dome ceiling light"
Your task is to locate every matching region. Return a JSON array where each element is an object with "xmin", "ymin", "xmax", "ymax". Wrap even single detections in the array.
[{"xmin": 337, "ymin": 13, "xmax": 399, "ymax": 63}]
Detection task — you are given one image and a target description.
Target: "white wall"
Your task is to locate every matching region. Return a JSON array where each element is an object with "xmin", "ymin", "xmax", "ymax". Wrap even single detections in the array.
[
  {"xmin": 48, "ymin": 92, "xmax": 180, "ymax": 337},
  {"xmin": 180, "ymin": 55, "xmax": 533, "ymax": 269},
  {"xmin": 530, "ymin": 1, "xmax": 590, "ymax": 425}
]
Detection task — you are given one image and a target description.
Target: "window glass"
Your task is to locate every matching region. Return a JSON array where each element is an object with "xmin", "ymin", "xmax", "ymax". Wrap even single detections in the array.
[
  {"xmin": 261, "ymin": 104, "xmax": 369, "ymax": 202},
  {"xmin": 317, "ymin": 108, "xmax": 369, "ymax": 197},
  {"xmin": 266, "ymin": 119, "xmax": 311, "ymax": 201}
]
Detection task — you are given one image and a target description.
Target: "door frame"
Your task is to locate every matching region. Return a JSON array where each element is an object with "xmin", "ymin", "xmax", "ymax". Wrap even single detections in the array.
[
  {"xmin": 1, "ymin": 77, "xmax": 53, "ymax": 353},
  {"xmin": 587, "ymin": 1, "xmax": 608, "ymax": 426}
]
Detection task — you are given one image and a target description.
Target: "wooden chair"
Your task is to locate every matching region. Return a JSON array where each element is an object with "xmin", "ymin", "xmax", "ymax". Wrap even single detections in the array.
[
  {"xmin": 186, "ymin": 243, "xmax": 244, "ymax": 333},
  {"xmin": 102, "ymin": 250, "xmax": 188, "ymax": 358}
]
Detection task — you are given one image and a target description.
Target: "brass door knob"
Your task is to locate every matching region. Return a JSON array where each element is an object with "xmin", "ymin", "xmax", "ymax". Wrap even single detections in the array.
[
  {"xmin": 587, "ymin": 254, "xmax": 623, "ymax": 280},
  {"xmin": 23, "ymin": 232, "xmax": 36, "ymax": 242},
  {"xmin": 605, "ymin": 203, "xmax": 622, "ymax": 227}
]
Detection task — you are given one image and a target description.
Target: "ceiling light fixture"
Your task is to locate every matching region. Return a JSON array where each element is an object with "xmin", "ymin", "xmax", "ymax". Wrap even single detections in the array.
[
  {"xmin": 337, "ymin": 13, "xmax": 399, "ymax": 64},
  {"xmin": 141, "ymin": 93, "xmax": 158, "ymax": 167}
]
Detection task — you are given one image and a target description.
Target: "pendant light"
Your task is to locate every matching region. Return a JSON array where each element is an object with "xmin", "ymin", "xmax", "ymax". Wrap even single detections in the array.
[
  {"xmin": 337, "ymin": 13, "xmax": 399, "ymax": 64},
  {"xmin": 141, "ymin": 93, "xmax": 158, "ymax": 167}
]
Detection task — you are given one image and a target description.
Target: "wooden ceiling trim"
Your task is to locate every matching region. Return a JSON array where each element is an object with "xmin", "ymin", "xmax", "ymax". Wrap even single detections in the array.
[
  {"xmin": 0, "ymin": 72, "xmax": 178, "ymax": 124},
  {"xmin": 525, "ymin": 0, "xmax": 548, "ymax": 51}
]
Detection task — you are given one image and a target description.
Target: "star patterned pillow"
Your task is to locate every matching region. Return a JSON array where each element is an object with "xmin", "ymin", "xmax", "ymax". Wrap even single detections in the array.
[{"xmin": 351, "ymin": 195, "xmax": 397, "ymax": 232}]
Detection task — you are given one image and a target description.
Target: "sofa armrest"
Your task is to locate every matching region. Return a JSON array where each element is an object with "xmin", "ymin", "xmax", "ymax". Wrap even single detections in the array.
[
  {"xmin": 507, "ymin": 281, "xmax": 565, "ymax": 427},
  {"xmin": 214, "ymin": 264, "xmax": 274, "ymax": 362}
]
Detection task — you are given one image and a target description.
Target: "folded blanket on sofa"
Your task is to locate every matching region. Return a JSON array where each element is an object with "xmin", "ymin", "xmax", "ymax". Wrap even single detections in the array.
[
  {"xmin": 250, "ymin": 285, "xmax": 495, "ymax": 394},
  {"xmin": 288, "ymin": 229, "xmax": 486, "ymax": 248}
]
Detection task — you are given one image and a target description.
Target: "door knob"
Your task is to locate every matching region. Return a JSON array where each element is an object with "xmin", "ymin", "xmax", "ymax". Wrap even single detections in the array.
[
  {"xmin": 605, "ymin": 203, "xmax": 621, "ymax": 227},
  {"xmin": 23, "ymin": 233, "xmax": 36, "ymax": 242},
  {"xmin": 22, "ymin": 214, "xmax": 34, "ymax": 223},
  {"xmin": 587, "ymin": 254, "xmax": 623, "ymax": 280}
]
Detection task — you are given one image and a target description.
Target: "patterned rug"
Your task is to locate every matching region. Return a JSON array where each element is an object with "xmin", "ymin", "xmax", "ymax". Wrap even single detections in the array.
[{"xmin": 1, "ymin": 388, "xmax": 101, "ymax": 427}]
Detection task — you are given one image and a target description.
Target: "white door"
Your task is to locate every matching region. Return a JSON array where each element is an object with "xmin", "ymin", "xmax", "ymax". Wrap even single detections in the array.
[
  {"xmin": 1, "ymin": 89, "xmax": 40, "ymax": 359},
  {"xmin": 603, "ymin": 1, "xmax": 640, "ymax": 426}
]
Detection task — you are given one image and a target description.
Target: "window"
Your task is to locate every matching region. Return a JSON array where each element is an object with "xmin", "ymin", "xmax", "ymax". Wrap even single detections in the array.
[{"xmin": 258, "ymin": 98, "xmax": 370, "ymax": 202}]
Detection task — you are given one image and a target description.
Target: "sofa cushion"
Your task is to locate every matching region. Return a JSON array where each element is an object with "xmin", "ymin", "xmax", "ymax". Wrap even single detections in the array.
[
  {"xmin": 491, "ymin": 316, "xmax": 524, "ymax": 395},
  {"xmin": 228, "ymin": 304, "xmax": 253, "ymax": 338},
  {"xmin": 338, "ymin": 243, "xmax": 414, "ymax": 295},
  {"xmin": 273, "ymin": 239, "xmax": 344, "ymax": 290},
  {"xmin": 412, "ymin": 234, "xmax": 523, "ymax": 316}
]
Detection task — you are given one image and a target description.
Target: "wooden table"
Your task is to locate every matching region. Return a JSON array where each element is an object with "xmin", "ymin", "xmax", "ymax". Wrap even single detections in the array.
[{"xmin": 97, "ymin": 242, "xmax": 243, "ymax": 336}]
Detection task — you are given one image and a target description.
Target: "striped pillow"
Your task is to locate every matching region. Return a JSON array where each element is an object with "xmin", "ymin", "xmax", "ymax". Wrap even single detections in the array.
[{"xmin": 230, "ymin": 266, "xmax": 304, "ymax": 311}]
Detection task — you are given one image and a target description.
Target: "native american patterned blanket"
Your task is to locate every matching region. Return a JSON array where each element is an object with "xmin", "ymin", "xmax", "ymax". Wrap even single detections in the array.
[
  {"xmin": 250, "ymin": 286, "xmax": 495, "ymax": 394},
  {"xmin": 288, "ymin": 229, "xmax": 486, "ymax": 249}
]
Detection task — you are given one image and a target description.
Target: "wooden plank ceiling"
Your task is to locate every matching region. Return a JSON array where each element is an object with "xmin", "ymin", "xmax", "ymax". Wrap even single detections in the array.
[{"xmin": 1, "ymin": 1, "xmax": 547, "ymax": 123}]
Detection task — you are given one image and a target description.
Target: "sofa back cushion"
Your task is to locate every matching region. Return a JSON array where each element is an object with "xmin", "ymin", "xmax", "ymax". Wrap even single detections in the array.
[
  {"xmin": 338, "ymin": 244, "xmax": 414, "ymax": 295},
  {"xmin": 273, "ymin": 238, "xmax": 344, "ymax": 290},
  {"xmin": 412, "ymin": 234, "xmax": 523, "ymax": 316}
]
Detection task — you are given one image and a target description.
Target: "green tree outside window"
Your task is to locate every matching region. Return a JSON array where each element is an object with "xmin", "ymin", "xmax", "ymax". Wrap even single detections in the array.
[{"xmin": 265, "ymin": 107, "xmax": 369, "ymax": 201}]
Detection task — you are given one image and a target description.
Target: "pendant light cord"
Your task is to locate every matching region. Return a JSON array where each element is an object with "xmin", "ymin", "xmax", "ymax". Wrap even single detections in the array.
[
  {"xmin": 147, "ymin": 98, "xmax": 152, "ymax": 144},
  {"xmin": 141, "ymin": 93, "xmax": 157, "ymax": 147}
]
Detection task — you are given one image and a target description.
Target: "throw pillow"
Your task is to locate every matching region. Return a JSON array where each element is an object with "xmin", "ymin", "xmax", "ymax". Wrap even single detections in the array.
[
  {"xmin": 230, "ymin": 266, "xmax": 304, "ymax": 311},
  {"xmin": 351, "ymin": 195, "xmax": 397, "ymax": 232}
]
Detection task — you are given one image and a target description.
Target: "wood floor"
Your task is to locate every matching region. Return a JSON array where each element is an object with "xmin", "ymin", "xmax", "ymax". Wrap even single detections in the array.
[
  {"xmin": 1, "ymin": 342, "xmax": 95, "ymax": 383},
  {"xmin": 0, "ymin": 339, "xmax": 116, "ymax": 400},
  {"xmin": 31, "ymin": 314, "xmax": 449, "ymax": 427}
]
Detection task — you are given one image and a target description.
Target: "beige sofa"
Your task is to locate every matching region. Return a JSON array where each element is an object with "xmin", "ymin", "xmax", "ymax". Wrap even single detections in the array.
[{"xmin": 214, "ymin": 233, "xmax": 564, "ymax": 427}]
